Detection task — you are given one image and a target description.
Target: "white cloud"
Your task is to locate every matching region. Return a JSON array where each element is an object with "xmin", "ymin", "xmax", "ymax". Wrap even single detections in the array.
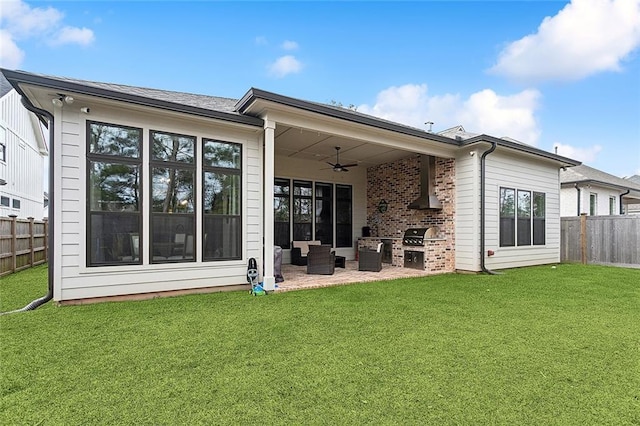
[
  {"xmin": 268, "ymin": 55, "xmax": 303, "ymax": 78},
  {"xmin": 0, "ymin": 29, "xmax": 24, "ymax": 68},
  {"xmin": 282, "ymin": 40, "xmax": 298, "ymax": 50},
  {"xmin": 358, "ymin": 84, "xmax": 542, "ymax": 145},
  {"xmin": 553, "ymin": 143, "xmax": 603, "ymax": 163},
  {"xmin": 0, "ymin": 0, "xmax": 94, "ymax": 68},
  {"xmin": 490, "ymin": 0, "xmax": 640, "ymax": 82},
  {"xmin": 49, "ymin": 26, "xmax": 94, "ymax": 46},
  {"xmin": 255, "ymin": 36, "xmax": 268, "ymax": 45}
]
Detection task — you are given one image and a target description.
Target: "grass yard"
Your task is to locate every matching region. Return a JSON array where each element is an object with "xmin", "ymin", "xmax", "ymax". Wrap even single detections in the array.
[{"xmin": 1, "ymin": 264, "xmax": 639, "ymax": 425}]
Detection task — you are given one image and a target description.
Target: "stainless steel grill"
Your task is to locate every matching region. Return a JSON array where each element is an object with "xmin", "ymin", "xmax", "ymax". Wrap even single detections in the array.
[{"xmin": 402, "ymin": 228, "xmax": 430, "ymax": 246}]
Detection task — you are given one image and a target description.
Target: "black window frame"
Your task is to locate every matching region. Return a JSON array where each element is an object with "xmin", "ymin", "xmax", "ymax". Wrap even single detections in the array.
[
  {"xmin": 274, "ymin": 178, "xmax": 291, "ymax": 249},
  {"xmin": 202, "ymin": 139, "xmax": 242, "ymax": 261},
  {"xmin": 276, "ymin": 178, "xmax": 353, "ymax": 248},
  {"xmin": 86, "ymin": 120, "xmax": 143, "ymax": 267},
  {"xmin": 293, "ymin": 180, "xmax": 313, "ymax": 241},
  {"xmin": 149, "ymin": 130, "xmax": 197, "ymax": 264},
  {"xmin": 499, "ymin": 187, "xmax": 546, "ymax": 248}
]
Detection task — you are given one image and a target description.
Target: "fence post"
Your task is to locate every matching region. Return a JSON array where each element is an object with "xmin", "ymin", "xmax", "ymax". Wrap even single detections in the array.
[
  {"xmin": 580, "ymin": 213, "xmax": 587, "ymax": 265},
  {"xmin": 28, "ymin": 217, "xmax": 35, "ymax": 267},
  {"xmin": 9, "ymin": 214, "xmax": 17, "ymax": 273}
]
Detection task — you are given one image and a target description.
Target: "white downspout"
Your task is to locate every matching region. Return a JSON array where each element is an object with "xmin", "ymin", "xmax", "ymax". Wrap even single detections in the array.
[{"xmin": 262, "ymin": 119, "xmax": 276, "ymax": 291}]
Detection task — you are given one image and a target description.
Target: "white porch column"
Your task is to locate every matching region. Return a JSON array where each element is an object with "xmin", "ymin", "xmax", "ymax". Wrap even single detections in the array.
[{"xmin": 262, "ymin": 119, "xmax": 276, "ymax": 290}]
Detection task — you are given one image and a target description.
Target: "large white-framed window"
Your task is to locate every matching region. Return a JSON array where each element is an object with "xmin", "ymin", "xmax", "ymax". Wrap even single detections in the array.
[{"xmin": 500, "ymin": 187, "xmax": 545, "ymax": 247}]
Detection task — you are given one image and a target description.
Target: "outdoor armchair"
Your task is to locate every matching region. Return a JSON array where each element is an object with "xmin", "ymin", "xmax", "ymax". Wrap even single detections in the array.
[
  {"xmin": 306, "ymin": 244, "xmax": 335, "ymax": 275},
  {"xmin": 358, "ymin": 242, "xmax": 383, "ymax": 272}
]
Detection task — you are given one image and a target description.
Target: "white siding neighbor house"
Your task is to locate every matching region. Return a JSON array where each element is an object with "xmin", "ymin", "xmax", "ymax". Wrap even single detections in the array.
[
  {"xmin": 560, "ymin": 165, "xmax": 640, "ymax": 217},
  {"xmin": 0, "ymin": 75, "xmax": 48, "ymax": 219},
  {"xmin": 1, "ymin": 69, "xmax": 579, "ymax": 304}
]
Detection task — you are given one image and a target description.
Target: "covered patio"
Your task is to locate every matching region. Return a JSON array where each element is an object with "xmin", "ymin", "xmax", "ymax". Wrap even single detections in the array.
[{"xmin": 275, "ymin": 261, "xmax": 435, "ymax": 292}]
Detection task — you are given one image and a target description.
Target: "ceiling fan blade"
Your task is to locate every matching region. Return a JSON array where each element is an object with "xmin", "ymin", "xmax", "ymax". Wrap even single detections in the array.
[
  {"xmin": 340, "ymin": 163, "xmax": 358, "ymax": 168},
  {"xmin": 326, "ymin": 162, "xmax": 337, "ymax": 167}
]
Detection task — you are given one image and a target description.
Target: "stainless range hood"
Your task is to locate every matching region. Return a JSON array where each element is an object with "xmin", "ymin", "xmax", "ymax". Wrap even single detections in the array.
[{"xmin": 408, "ymin": 155, "xmax": 443, "ymax": 210}]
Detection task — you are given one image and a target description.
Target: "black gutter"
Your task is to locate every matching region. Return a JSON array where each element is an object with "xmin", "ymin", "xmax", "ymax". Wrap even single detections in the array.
[
  {"xmin": 575, "ymin": 184, "xmax": 581, "ymax": 216},
  {"xmin": 1, "ymin": 98, "xmax": 54, "ymax": 314},
  {"xmin": 620, "ymin": 189, "xmax": 630, "ymax": 215},
  {"xmin": 236, "ymin": 88, "xmax": 460, "ymax": 146},
  {"xmin": 2, "ymin": 68, "xmax": 263, "ymax": 127},
  {"xmin": 480, "ymin": 142, "xmax": 499, "ymax": 275}
]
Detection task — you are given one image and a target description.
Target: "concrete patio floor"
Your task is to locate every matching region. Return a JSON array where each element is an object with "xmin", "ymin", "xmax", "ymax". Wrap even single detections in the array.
[{"xmin": 275, "ymin": 261, "xmax": 433, "ymax": 292}]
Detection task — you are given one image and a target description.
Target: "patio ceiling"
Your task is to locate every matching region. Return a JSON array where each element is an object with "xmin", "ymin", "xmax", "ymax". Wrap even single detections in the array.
[{"xmin": 274, "ymin": 124, "xmax": 415, "ymax": 169}]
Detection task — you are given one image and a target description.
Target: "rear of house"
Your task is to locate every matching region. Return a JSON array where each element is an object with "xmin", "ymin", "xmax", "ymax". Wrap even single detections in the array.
[{"xmin": 1, "ymin": 68, "xmax": 579, "ymax": 303}]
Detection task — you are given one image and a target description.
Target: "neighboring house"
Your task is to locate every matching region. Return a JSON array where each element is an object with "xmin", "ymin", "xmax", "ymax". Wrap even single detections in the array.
[
  {"xmin": 623, "ymin": 175, "xmax": 640, "ymax": 214},
  {"xmin": 1, "ymin": 69, "xmax": 579, "ymax": 303},
  {"xmin": 0, "ymin": 74, "xmax": 48, "ymax": 219},
  {"xmin": 559, "ymin": 165, "xmax": 640, "ymax": 217}
]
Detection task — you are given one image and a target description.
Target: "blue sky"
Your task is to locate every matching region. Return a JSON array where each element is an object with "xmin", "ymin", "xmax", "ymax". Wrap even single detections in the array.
[{"xmin": 2, "ymin": 0, "xmax": 639, "ymax": 177}]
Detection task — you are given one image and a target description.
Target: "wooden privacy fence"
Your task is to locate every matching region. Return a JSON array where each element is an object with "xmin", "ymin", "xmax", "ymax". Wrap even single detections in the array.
[
  {"xmin": 0, "ymin": 216, "xmax": 48, "ymax": 277},
  {"xmin": 561, "ymin": 214, "xmax": 639, "ymax": 266}
]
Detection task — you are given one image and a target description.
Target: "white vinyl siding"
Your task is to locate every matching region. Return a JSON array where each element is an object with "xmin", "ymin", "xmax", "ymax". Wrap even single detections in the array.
[
  {"xmin": 53, "ymin": 100, "xmax": 262, "ymax": 301},
  {"xmin": 483, "ymin": 150, "xmax": 561, "ymax": 270},
  {"xmin": 454, "ymin": 147, "xmax": 480, "ymax": 271},
  {"xmin": 0, "ymin": 90, "xmax": 47, "ymax": 219}
]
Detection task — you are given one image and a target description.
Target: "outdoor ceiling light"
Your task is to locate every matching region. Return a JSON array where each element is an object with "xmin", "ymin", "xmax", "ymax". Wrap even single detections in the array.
[
  {"xmin": 51, "ymin": 98, "xmax": 64, "ymax": 107},
  {"xmin": 64, "ymin": 95, "xmax": 74, "ymax": 104}
]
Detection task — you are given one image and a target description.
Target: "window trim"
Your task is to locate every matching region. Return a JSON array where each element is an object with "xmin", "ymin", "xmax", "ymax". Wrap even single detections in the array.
[
  {"xmin": 499, "ymin": 186, "xmax": 546, "ymax": 248},
  {"xmin": 202, "ymin": 139, "xmax": 242, "ymax": 261},
  {"xmin": 149, "ymin": 129, "xmax": 197, "ymax": 264},
  {"xmin": 86, "ymin": 120, "xmax": 143, "ymax": 267}
]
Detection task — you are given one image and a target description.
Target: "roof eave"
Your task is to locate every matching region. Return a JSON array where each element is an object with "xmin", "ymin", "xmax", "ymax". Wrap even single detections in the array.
[
  {"xmin": 1, "ymin": 68, "xmax": 263, "ymax": 127},
  {"xmin": 236, "ymin": 87, "xmax": 460, "ymax": 146},
  {"xmin": 461, "ymin": 135, "xmax": 581, "ymax": 166}
]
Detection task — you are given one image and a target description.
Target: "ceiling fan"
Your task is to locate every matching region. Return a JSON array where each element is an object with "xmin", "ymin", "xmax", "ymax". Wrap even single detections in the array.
[{"xmin": 326, "ymin": 146, "xmax": 358, "ymax": 172}]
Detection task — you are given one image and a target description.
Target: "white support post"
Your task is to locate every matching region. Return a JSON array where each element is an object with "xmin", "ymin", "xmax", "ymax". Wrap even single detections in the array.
[{"xmin": 262, "ymin": 119, "xmax": 276, "ymax": 291}]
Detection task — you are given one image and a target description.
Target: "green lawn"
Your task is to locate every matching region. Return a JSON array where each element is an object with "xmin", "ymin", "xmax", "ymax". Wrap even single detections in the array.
[{"xmin": 1, "ymin": 264, "xmax": 639, "ymax": 425}]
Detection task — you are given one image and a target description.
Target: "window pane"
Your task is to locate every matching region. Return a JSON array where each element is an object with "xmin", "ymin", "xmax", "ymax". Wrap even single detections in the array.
[
  {"xmin": 517, "ymin": 190, "xmax": 531, "ymax": 246},
  {"xmin": 315, "ymin": 183, "xmax": 333, "ymax": 246},
  {"xmin": 89, "ymin": 213, "xmax": 140, "ymax": 265},
  {"xmin": 274, "ymin": 178, "xmax": 290, "ymax": 249},
  {"xmin": 336, "ymin": 184, "xmax": 352, "ymax": 247},
  {"xmin": 590, "ymin": 194, "xmax": 597, "ymax": 215},
  {"xmin": 151, "ymin": 214, "xmax": 195, "ymax": 263},
  {"xmin": 203, "ymin": 172, "xmax": 240, "ymax": 215},
  {"xmin": 0, "ymin": 196, "xmax": 9, "ymax": 207},
  {"xmin": 293, "ymin": 180, "xmax": 312, "ymax": 197},
  {"xmin": 152, "ymin": 131, "xmax": 195, "ymax": 163},
  {"xmin": 89, "ymin": 162, "xmax": 140, "ymax": 212},
  {"xmin": 89, "ymin": 122, "xmax": 140, "ymax": 157},
  {"xmin": 152, "ymin": 167, "xmax": 194, "ymax": 213},
  {"xmin": 204, "ymin": 216, "xmax": 241, "ymax": 260},
  {"xmin": 499, "ymin": 188, "xmax": 515, "ymax": 247},
  {"xmin": 203, "ymin": 140, "xmax": 241, "ymax": 169},
  {"xmin": 533, "ymin": 192, "xmax": 546, "ymax": 245}
]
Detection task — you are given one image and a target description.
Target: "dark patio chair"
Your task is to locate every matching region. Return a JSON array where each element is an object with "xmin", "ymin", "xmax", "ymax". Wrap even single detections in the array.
[
  {"xmin": 306, "ymin": 244, "xmax": 335, "ymax": 275},
  {"xmin": 358, "ymin": 243, "xmax": 383, "ymax": 272}
]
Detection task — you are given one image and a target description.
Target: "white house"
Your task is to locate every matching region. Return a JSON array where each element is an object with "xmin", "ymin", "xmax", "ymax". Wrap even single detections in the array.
[
  {"xmin": 0, "ymin": 74, "xmax": 48, "ymax": 219},
  {"xmin": 560, "ymin": 165, "xmax": 640, "ymax": 217},
  {"xmin": 1, "ymin": 69, "xmax": 579, "ymax": 304}
]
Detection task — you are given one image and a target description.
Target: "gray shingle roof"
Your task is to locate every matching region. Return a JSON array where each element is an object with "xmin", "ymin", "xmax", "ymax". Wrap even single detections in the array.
[
  {"xmin": 561, "ymin": 165, "xmax": 640, "ymax": 191},
  {"xmin": 1, "ymin": 73, "xmax": 13, "ymax": 98},
  {"xmin": 31, "ymin": 72, "xmax": 239, "ymax": 113}
]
